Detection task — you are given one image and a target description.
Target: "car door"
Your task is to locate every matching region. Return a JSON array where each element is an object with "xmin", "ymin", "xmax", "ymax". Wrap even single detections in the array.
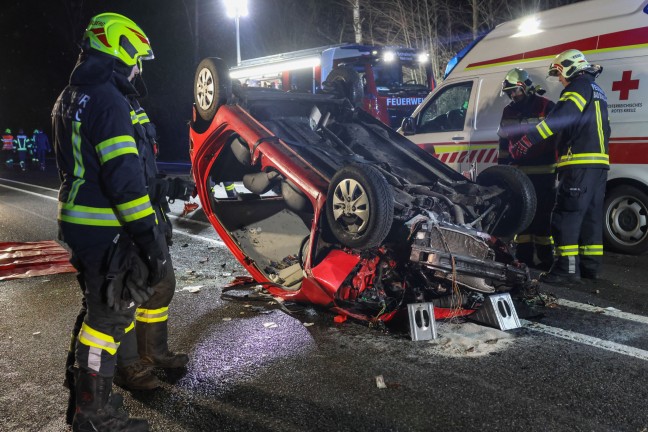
[{"xmin": 406, "ymin": 79, "xmax": 477, "ymax": 176}]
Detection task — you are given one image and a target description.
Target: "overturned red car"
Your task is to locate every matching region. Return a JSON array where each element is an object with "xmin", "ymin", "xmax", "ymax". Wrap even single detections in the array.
[{"xmin": 189, "ymin": 58, "xmax": 535, "ymax": 325}]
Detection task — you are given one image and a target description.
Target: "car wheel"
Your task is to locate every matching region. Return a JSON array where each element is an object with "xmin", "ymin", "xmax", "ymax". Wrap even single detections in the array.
[
  {"xmin": 194, "ymin": 57, "xmax": 231, "ymax": 122},
  {"xmin": 326, "ymin": 164, "xmax": 394, "ymax": 249},
  {"xmin": 323, "ymin": 66, "xmax": 364, "ymax": 107},
  {"xmin": 476, "ymin": 165, "xmax": 537, "ymax": 237},
  {"xmin": 603, "ymin": 185, "xmax": 648, "ymax": 254}
]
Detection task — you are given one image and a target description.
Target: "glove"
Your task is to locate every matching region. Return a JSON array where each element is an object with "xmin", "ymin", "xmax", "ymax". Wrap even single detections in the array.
[
  {"xmin": 105, "ymin": 253, "xmax": 155, "ymax": 311},
  {"xmin": 167, "ymin": 177, "xmax": 195, "ymax": 202},
  {"xmin": 509, "ymin": 135, "xmax": 533, "ymax": 160},
  {"xmin": 133, "ymin": 230, "xmax": 168, "ymax": 286}
]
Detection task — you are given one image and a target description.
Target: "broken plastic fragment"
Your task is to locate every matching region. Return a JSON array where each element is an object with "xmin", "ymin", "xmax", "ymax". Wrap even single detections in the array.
[
  {"xmin": 375, "ymin": 375, "xmax": 387, "ymax": 389},
  {"xmin": 222, "ymin": 317, "xmax": 232, "ymax": 321},
  {"xmin": 182, "ymin": 285, "xmax": 203, "ymax": 293},
  {"xmin": 333, "ymin": 314, "xmax": 347, "ymax": 324},
  {"xmin": 303, "ymin": 322, "xmax": 314, "ymax": 327},
  {"xmin": 263, "ymin": 322, "xmax": 278, "ymax": 328}
]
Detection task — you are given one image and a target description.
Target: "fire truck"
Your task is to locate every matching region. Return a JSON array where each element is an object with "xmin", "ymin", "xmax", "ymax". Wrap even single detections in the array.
[{"xmin": 229, "ymin": 44, "xmax": 434, "ymax": 128}]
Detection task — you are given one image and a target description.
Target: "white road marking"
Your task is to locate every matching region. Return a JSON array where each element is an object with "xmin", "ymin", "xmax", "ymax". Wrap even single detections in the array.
[
  {"xmin": 172, "ymin": 228, "xmax": 227, "ymax": 248},
  {"xmin": 0, "ymin": 183, "xmax": 58, "ymax": 201},
  {"xmin": 521, "ymin": 319, "xmax": 648, "ymax": 361},
  {"xmin": 557, "ymin": 298, "xmax": 648, "ymax": 326},
  {"xmin": 0, "ymin": 177, "xmax": 58, "ymax": 191}
]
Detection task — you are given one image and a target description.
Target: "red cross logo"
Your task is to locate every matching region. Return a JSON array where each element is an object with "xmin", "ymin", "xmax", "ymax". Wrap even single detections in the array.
[{"xmin": 612, "ymin": 70, "xmax": 639, "ymax": 101}]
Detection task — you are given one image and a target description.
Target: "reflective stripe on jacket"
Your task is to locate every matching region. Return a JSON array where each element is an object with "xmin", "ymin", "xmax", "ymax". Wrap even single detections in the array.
[
  {"xmin": 528, "ymin": 73, "xmax": 610, "ymax": 170},
  {"xmin": 1, "ymin": 134, "xmax": 13, "ymax": 150}
]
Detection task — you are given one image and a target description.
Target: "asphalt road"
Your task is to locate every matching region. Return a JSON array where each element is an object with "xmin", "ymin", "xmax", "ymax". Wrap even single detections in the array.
[{"xmin": 1, "ymin": 165, "xmax": 648, "ymax": 432}]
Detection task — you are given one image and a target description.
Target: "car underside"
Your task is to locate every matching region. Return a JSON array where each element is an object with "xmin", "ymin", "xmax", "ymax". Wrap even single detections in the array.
[{"xmin": 190, "ymin": 58, "xmax": 536, "ymax": 324}]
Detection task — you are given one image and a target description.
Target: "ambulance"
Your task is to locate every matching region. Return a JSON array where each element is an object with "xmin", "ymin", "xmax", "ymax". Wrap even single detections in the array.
[
  {"xmin": 401, "ymin": 0, "xmax": 648, "ymax": 254},
  {"xmin": 229, "ymin": 44, "xmax": 434, "ymax": 127}
]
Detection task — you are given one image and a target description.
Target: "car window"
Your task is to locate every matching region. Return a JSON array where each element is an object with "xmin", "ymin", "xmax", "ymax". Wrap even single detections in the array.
[{"xmin": 417, "ymin": 82, "xmax": 473, "ymax": 133}]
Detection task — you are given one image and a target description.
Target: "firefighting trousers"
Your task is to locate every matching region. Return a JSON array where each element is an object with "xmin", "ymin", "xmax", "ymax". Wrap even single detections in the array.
[
  {"xmin": 118, "ymin": 228, "xmax": 177, "ymax": 366},
  {"xmin": 515, "ymin": 173, "xmax": 555, "ymax": 267},
  {"xmin": 74, "ymin": 266, "xmax": 137, "ymax": 377},
  {"xmin": 551, "ymin": 168, "xmax": 607, "ymax": 277}
]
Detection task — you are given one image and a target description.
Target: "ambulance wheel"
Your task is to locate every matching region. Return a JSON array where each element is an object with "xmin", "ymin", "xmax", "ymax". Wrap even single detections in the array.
[
  {"xmin": 476, "ymin": 165, "xmax": 536, "ymax": 237},
  {"xmin": 323, "ymin": 66, "xmax": 364, "ymax": 108},
  {"xmin": 194, "ymin": 57, "xmax": 231, "ymax": 122},
  {"xmin": 603, "ymin": 185, "xmax": 648, "ymax": 254},
  {"xmin": 326, "ymin": 164, "xmax": 394, "ymax": 249}
]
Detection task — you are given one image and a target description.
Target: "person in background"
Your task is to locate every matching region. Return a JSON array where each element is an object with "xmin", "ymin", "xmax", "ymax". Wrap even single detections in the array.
[
  {"xmin": 14, "ymin": 129, "xmax": 29, "ymax": 172},
  {"xmin": 2, "ymin": 128, "xmax": 14, "ymax": 168},
  {"xmin": 32, "ymin": 129, "xmax": 51, "ymax": 171},
  {"xmin": 497, "ymin": 68, "xmax": 557, "ymax": 271},
  {"xmin": 510, "ymin": 49, "xmax": 610, "ymax": 284},
  {"xmin": 113, "ymin": 93, "xmax": 190, "ymax": 391}
]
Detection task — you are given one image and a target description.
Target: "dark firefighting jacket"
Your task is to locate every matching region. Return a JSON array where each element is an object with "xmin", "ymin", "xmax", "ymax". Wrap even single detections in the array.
[
  {"xmin": 130, "ymin": 98, "xmax": 173, "ymax": 242},
  {"xmin": 519, "ymin": 73, "xmax": 610, "ymax": 170},
  {"xmin": 52, "ymin": 53, "xmax": 156, "ymax": 260},
  {"xmin": 498, "ymin": 93, "xmax": 556, "ymax": 174}
]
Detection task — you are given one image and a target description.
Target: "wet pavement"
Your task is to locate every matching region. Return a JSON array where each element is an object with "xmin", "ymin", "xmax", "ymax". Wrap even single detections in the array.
[{"xmin": 2, "ymin": 167, "xmax": 648, "ymax": 431}]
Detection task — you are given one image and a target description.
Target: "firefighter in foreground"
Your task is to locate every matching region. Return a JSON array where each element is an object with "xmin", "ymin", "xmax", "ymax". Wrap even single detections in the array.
[
  {"xmin": 53, "ymin": 13, "xmax": 165, "ymax": 431},
  {"xmin": 497, "ymin": 68, "xmax": 556, "ymax": 270},
  {"xmin": 510, "ymin": 49, "xmax": 610, "ymax": 284}
]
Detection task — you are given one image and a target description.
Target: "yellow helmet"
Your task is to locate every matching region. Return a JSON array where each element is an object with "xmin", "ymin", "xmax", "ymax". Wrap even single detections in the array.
[
  {"xmin": 83, "ymin": 13, "xmax": 154, "ymax": 67},
  {"xmin": 548, "ymin": 49, "xmax": 590, "ymax": 80}
]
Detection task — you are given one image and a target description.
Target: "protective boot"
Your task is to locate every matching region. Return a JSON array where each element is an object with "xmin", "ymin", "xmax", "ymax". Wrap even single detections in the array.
[
  {"xmin": 114, "ymin": 361, "xmax": 161, "ymax": 391},
  {"xmin": 137, "ymin": 320, "xmax": 189, "ymax": 369},
  {"xmin": 72, "ymin": 369, "xmax": 149, "ymax": 432}
]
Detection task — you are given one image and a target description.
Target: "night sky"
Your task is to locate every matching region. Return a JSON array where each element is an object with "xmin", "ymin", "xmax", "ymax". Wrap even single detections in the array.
[{"xmin": 1, "ymin": 0, "xmax": 311, "ymax": 161}]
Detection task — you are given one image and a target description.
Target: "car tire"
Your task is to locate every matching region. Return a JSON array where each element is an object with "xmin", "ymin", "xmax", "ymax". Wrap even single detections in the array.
[
  {"xmin": 603, "ymin": 185, "xmax": 648, "ymax": 254},
  {"xmin": 476, "ymin": 165, "xmax": 537, "ymax": 237},
  {"xmin": 323, "ymin": 66, "xmax": 364, "ymax": 107},
  {"xmin": 194, "ymin": 57, "xmax": 231, "ymax": 122},
  {"xmin": 326, "ymin": 164, "xmax": 394, "ymax": 249}
]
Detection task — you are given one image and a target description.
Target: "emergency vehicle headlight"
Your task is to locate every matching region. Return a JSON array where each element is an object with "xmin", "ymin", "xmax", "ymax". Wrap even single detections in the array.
[
  {"xmin": 383, "ymin": 51, "xmax": 396, "ymax": 62},
  {"xmin": 417, "ymin": 53, "xmax": 429, "ymax": 63},
  {"xmin": 513, "ymin": 16, "xmax": 542, "ymax": 37}
]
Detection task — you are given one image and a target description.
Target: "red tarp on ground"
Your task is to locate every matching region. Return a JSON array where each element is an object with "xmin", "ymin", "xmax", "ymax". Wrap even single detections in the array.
[{"xmin": 0, "ymin": 240, "xmax": 77, "ymax": 281}]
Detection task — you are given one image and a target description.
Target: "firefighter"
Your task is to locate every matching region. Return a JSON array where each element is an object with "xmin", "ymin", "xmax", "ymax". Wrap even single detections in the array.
[
  {"xmin": 113, "ymin": 95, "xmax": 190, "ymax": 391},
  {"xmin": 497, "ymin": 68, "xmax": 557, "ymax": 270},
  {"xmin": 53, "ymin": 12, "xmax": 163, "ymax": 431},
  {"xmin": 33, "ymin": 129, "xmax": 51, "ymax": 171},
  {"xmin": 510, "ymin": 49, "xmax": 610, "ymax": 284},
  {"xmin": 14, "ymin": 129, "xmax": 29, "ymax": 171},
  {"xmin": 2, "ymin": 128, "xmax": 13, "ymax": 168}
]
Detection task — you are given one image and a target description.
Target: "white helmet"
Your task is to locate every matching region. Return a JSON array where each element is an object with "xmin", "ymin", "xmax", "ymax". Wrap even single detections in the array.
[
  {"xmin": 502, "ymin": 68, "xmax": 533, "ymax": 94},
  {"xmin": 548, "ymin": 49, "xmax": 591, "ymax": 80}
]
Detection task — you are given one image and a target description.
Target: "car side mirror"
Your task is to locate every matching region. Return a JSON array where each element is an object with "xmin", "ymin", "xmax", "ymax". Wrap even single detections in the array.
[{"xmin": 400, "ymin": 117, "xmax": 417, "ymax": 136}]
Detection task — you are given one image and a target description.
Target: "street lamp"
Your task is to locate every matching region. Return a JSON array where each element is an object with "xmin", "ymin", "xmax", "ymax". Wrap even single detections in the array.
[{"xmin": 224, "ymin": 0, "xmax": 248, "ymax": 65}]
